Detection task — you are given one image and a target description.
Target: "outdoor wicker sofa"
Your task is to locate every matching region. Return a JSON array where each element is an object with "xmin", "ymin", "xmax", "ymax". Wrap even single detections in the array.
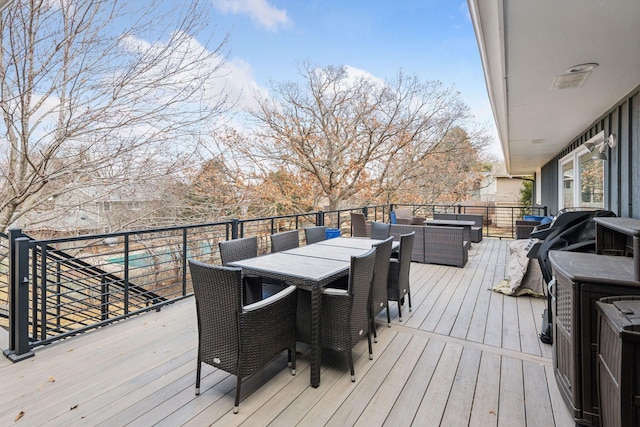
[
  {"xmin": 433, "ymin": 213, "xmax": 483, "ymax": 242},
  {"xmin": 389, "ymin": 223, "xmax": 468, "ymax": 267}
]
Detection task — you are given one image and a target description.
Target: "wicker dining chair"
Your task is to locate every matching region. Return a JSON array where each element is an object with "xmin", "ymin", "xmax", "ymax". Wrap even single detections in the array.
[
  {"xmin": 350, "ymin": 212, "xmax": 369, "ymax": 237},
  {"xmin": 188, "ymin": 260, "xmax": 297, "ymax": 414},
  {"xmin": 218, "ymin": 236, "xmax": 263, "ymax": 304},
  {"xmin": 304, "ymin": 226, "xmax": 327, "ymax": 244},
  {"xmin": 370, "ymin": 221, "xmax": 391, "ymax": 240},
  {"xmin": 320, "ymin": 247, "xmax": 376, "ymax": 381},
  {"xmin": 387, "ymin": 231, "xmax": 415, "ymax": 323},
  {"xmin": 271, "ymin": 229, "xmax": 300, "ymax": 252},
  {"xmin": 369, "ymin": 237, "xmax": 394, "ymax": 342}
]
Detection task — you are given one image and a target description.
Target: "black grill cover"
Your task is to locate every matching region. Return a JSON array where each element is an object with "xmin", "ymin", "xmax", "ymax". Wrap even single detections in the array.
[{"xmin": 537, "ymin": 209, "xmax": 616, "ymax": 284}]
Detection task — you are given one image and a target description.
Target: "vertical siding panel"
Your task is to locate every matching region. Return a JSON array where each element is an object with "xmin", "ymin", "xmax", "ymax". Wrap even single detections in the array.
[
  {"xmin": 541, "ymin": 161, "xmax": 558, "ymax": 213},
  {"xmin": 608, "ymin": 109, "xmax": 620, "ymax": 215},
  {"xmin": 618, "ymin": 100, "xmax": 630, "ymax": 217},
  {"xmin": 631, "ymin": 93, "xmax": 640, "ymax": 219}
]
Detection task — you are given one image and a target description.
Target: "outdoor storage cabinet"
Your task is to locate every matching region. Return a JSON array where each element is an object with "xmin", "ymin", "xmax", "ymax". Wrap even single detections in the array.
[
  {"xmin": 595, "ymin": 296, "xmax": 640, "ymax": 427},
  {"xmin": 549, "ymin": 251, "xmax": 640, "ymax": 426},
  {"xmin": 594, "ymin": 217, "xmax": 640, "ymax": 281}
]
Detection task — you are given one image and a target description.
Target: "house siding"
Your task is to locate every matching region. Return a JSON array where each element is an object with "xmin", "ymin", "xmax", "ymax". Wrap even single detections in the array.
[{"xmin": 540, "ymin": 86, "xmax": 640, "ymax": 219}]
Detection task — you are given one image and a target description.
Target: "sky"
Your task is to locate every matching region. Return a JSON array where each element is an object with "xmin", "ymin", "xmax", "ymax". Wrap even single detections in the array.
[{"xmin": 201, "ymin": 0, "xmax": 500, "ymax": 157}]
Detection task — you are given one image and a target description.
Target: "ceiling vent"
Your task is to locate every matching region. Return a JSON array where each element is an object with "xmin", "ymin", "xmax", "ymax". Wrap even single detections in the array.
[
  {"xmin": 551, "ymin": 63, "xmax": 598, "ymax": 90},
  {"xmin": 551, "ymin": 71, "xmax": 591, "ymax": 90}
]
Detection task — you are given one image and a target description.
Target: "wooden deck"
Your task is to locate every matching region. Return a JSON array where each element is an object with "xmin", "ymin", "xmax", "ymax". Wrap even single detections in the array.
[{"xmin": 0, "ymin": 238, "xmax": 574, "ymax": 426}]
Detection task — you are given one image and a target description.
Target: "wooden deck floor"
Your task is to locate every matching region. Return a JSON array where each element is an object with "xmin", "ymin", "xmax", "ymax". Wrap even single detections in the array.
[{"xmin": 0, "ymin": 238, "xmax": 574, "ymax": 426}]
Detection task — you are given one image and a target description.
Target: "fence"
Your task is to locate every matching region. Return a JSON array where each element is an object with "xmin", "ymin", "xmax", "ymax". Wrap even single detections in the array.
[{"xmin": 1, "ymin": 203, "xmax": 544, "ymax": 361}]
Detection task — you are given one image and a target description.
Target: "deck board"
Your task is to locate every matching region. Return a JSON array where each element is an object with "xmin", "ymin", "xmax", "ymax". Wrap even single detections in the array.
[
  {"xmin": 468, "ymin": 351, "xmax": 501, "ymax": 426},
  {"xmin": 413, "ymin": 341, "xmax": 464, "ymax": 425},
  {"xmin": 498, "ymin": 357, "xmax": 526, "ymax": 427},
  {"xmin": 439, "ymin": 346, "xmax": 482, "ymax": 426},
  {"xmin": 0, "ymin": 238, "xmax": 574, "ymax": 426}
]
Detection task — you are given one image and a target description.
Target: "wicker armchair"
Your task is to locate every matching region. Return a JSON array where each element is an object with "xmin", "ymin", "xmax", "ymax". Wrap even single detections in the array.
[
  {"xmin": 393, "ymin": 208, "xmax": 426, "ymax": 225},
  {"xmin": 304, "ymin": 226, "xmax": 327, "ymax": 244},
  {"xmin": 370, "ymin": 221, "xmax": 391, "ymax": 240},
  {"xmin": 388, "ymin": 232, "xmax": 415, "ymax": 323},
  {"xmin": 219, "ymin": 236, "xmax": 262, "ymax": 304},
  {"xmin": 188, "ymin": 260, "xmax": 297, "ymax": 414},
  {"xmin": 350, "ymin": 212, "xmax": 370, "ymax": 237},
  {"xmin": 369, "ymin": 237, "xmax": 394, "ymax": 341},
  {"xmin": 271, "ymin": 229, "xmax": 300, "ymax": 252},
  {"xmin": 320, "ymin": 247, "xmax": 376, "ymax": 381}
]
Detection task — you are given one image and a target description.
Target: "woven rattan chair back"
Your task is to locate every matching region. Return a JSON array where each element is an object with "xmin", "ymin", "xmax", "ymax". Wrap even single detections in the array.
[
  {"xmin": 370, "ymin": 237, "xmax": 393, "ymax": 335},
  {"xmin": 348, "ymin": 248, "xmax": 376, "ymax": 339},
  {"xmin": 350, "ymin": 212, "xmax": 369, "ymax": 237},
  {"xmin": 190, "ymin": 261, "xmax": 242, "ymax": 374},
  {"xmin": 387, "ymin": 231, "xmax": 415, "ymax": 322},
  {"xmin": 218, "ymin": 236, "xmax": 262, "ymax": 305},
  {"xmin": 321, "ymin": 247, "xmax": 376, "ymax": 381},
  {"xmin": 370, "ymin": 221, "xmax": 391, "ymax": 240},
  {"xmin": 270, "ymin": 229, "xmax": 300, "ymax": 252},
  {"xmin": 219, "ymin": 236, "xmax": 258, "ymax": 265},
  {"xmin": 188, "ymin": 259, "xmax": 297, "ymax": 414},
  {"xmin": 304, "ymin": 226, "xmax": 327, "ymax": 244}
]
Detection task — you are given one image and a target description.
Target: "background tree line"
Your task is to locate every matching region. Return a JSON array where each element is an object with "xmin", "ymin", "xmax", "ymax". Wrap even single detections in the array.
[{"xmin": 0, "ymin": 0, "xmax": 492, "ymax": 237}]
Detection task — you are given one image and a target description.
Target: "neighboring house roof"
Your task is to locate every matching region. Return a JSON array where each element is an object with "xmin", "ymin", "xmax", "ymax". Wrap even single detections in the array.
[
  {"xmin": 19, "ymin": 208, "xmax": 100, "ymax": 233},
  {"xmin": 468, "ymin": 0, "xmax": 640, "ymax": 175}
]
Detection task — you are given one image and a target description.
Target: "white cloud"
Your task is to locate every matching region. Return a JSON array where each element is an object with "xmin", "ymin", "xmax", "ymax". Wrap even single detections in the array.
[
  {"xmin": 117, "ymin": 31, "xmax": 266, "ymax": 114},
  {"xmin": 218, "ymin": 57, "xmax": 268, "ymax": 111},
  {"xmin": 211, "ymin": 0, "xmax": 291, "ymax": 32},
  {"xmin": 343, "ymin": 65, "xmax": 384, "ymax": 86}
]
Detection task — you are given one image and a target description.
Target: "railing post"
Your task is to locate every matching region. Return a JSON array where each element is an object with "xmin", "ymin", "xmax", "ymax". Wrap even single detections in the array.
[
  {"xmin": 316, "ymin": 211, "xmax": 324, "ymax": 226},
  {"xmin": 362, "ymin": 206, "xmax": 368, "ymax": 218},
  {"xmin": 231, "ymin": 219, "xmax": 239, "ymax": 239},
  {"xmin": 5, "ymin": 228, "xmax": 20, "ymax": 353},
  {"xmin": 124, "ymin": 234, "xmax": 129, "ymax": 314},
  {"xmin": 182, "ymin": 228, "xmax": 188, "ymax": 297},
  {"xmin": 4, "ymin": 236, "xmax": 34, "ymax": 362}
]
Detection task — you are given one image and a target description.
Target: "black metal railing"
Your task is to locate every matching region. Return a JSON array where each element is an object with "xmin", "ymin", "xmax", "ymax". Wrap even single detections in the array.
[{"xmin": 1, "ymin": 203, "xmax": 545, "ymax": 361}]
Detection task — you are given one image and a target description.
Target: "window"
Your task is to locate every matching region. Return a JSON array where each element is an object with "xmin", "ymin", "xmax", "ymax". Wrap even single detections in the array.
[
  {"xmin": 559, "ymin": 143, "xmax": 605, "ymax": 209},
  {"xmin": 578, "ymin": 150, "xmax": 604, "ymax": 207},
  {"xmin": 562, "ymin": 161, "xmax": 574, "ymax": 209}
]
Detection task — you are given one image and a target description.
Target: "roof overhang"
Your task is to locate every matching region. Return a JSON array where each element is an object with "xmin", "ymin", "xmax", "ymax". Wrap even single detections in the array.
[{"xmin": 468, "ymin": 0, "xmax": 640, "ymax": 175}]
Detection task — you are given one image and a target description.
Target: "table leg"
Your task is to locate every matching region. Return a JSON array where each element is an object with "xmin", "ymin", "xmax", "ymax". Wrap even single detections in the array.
[{"xmin": 310, "ymin": 285, "xmax": 321, "ymax": 387}]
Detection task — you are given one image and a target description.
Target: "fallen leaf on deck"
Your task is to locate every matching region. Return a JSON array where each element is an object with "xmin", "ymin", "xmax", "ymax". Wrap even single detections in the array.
[
  {"xmin": 15, "ymin": 410, "xmax": 24, "ymax": 421},
  {"xmin": 49, "ymin": 376, "xmax": 55, "ymax": 382},
  {"xmin": 70, "ymin": 404, "xmax": 78, "ymax": 410}
]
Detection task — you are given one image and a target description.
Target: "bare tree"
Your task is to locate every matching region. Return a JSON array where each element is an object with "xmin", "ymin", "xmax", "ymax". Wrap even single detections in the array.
[
  {"xmin": 376, "ymin": 126, "xmax": 487, "ymax": 205},
  {"xmin": 232, "ymin": 62, "xmax": 488, "ymax": 210},
  {"xmin": 0, "ymin": 0, "xmax": 231, "ymax": 233}
]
